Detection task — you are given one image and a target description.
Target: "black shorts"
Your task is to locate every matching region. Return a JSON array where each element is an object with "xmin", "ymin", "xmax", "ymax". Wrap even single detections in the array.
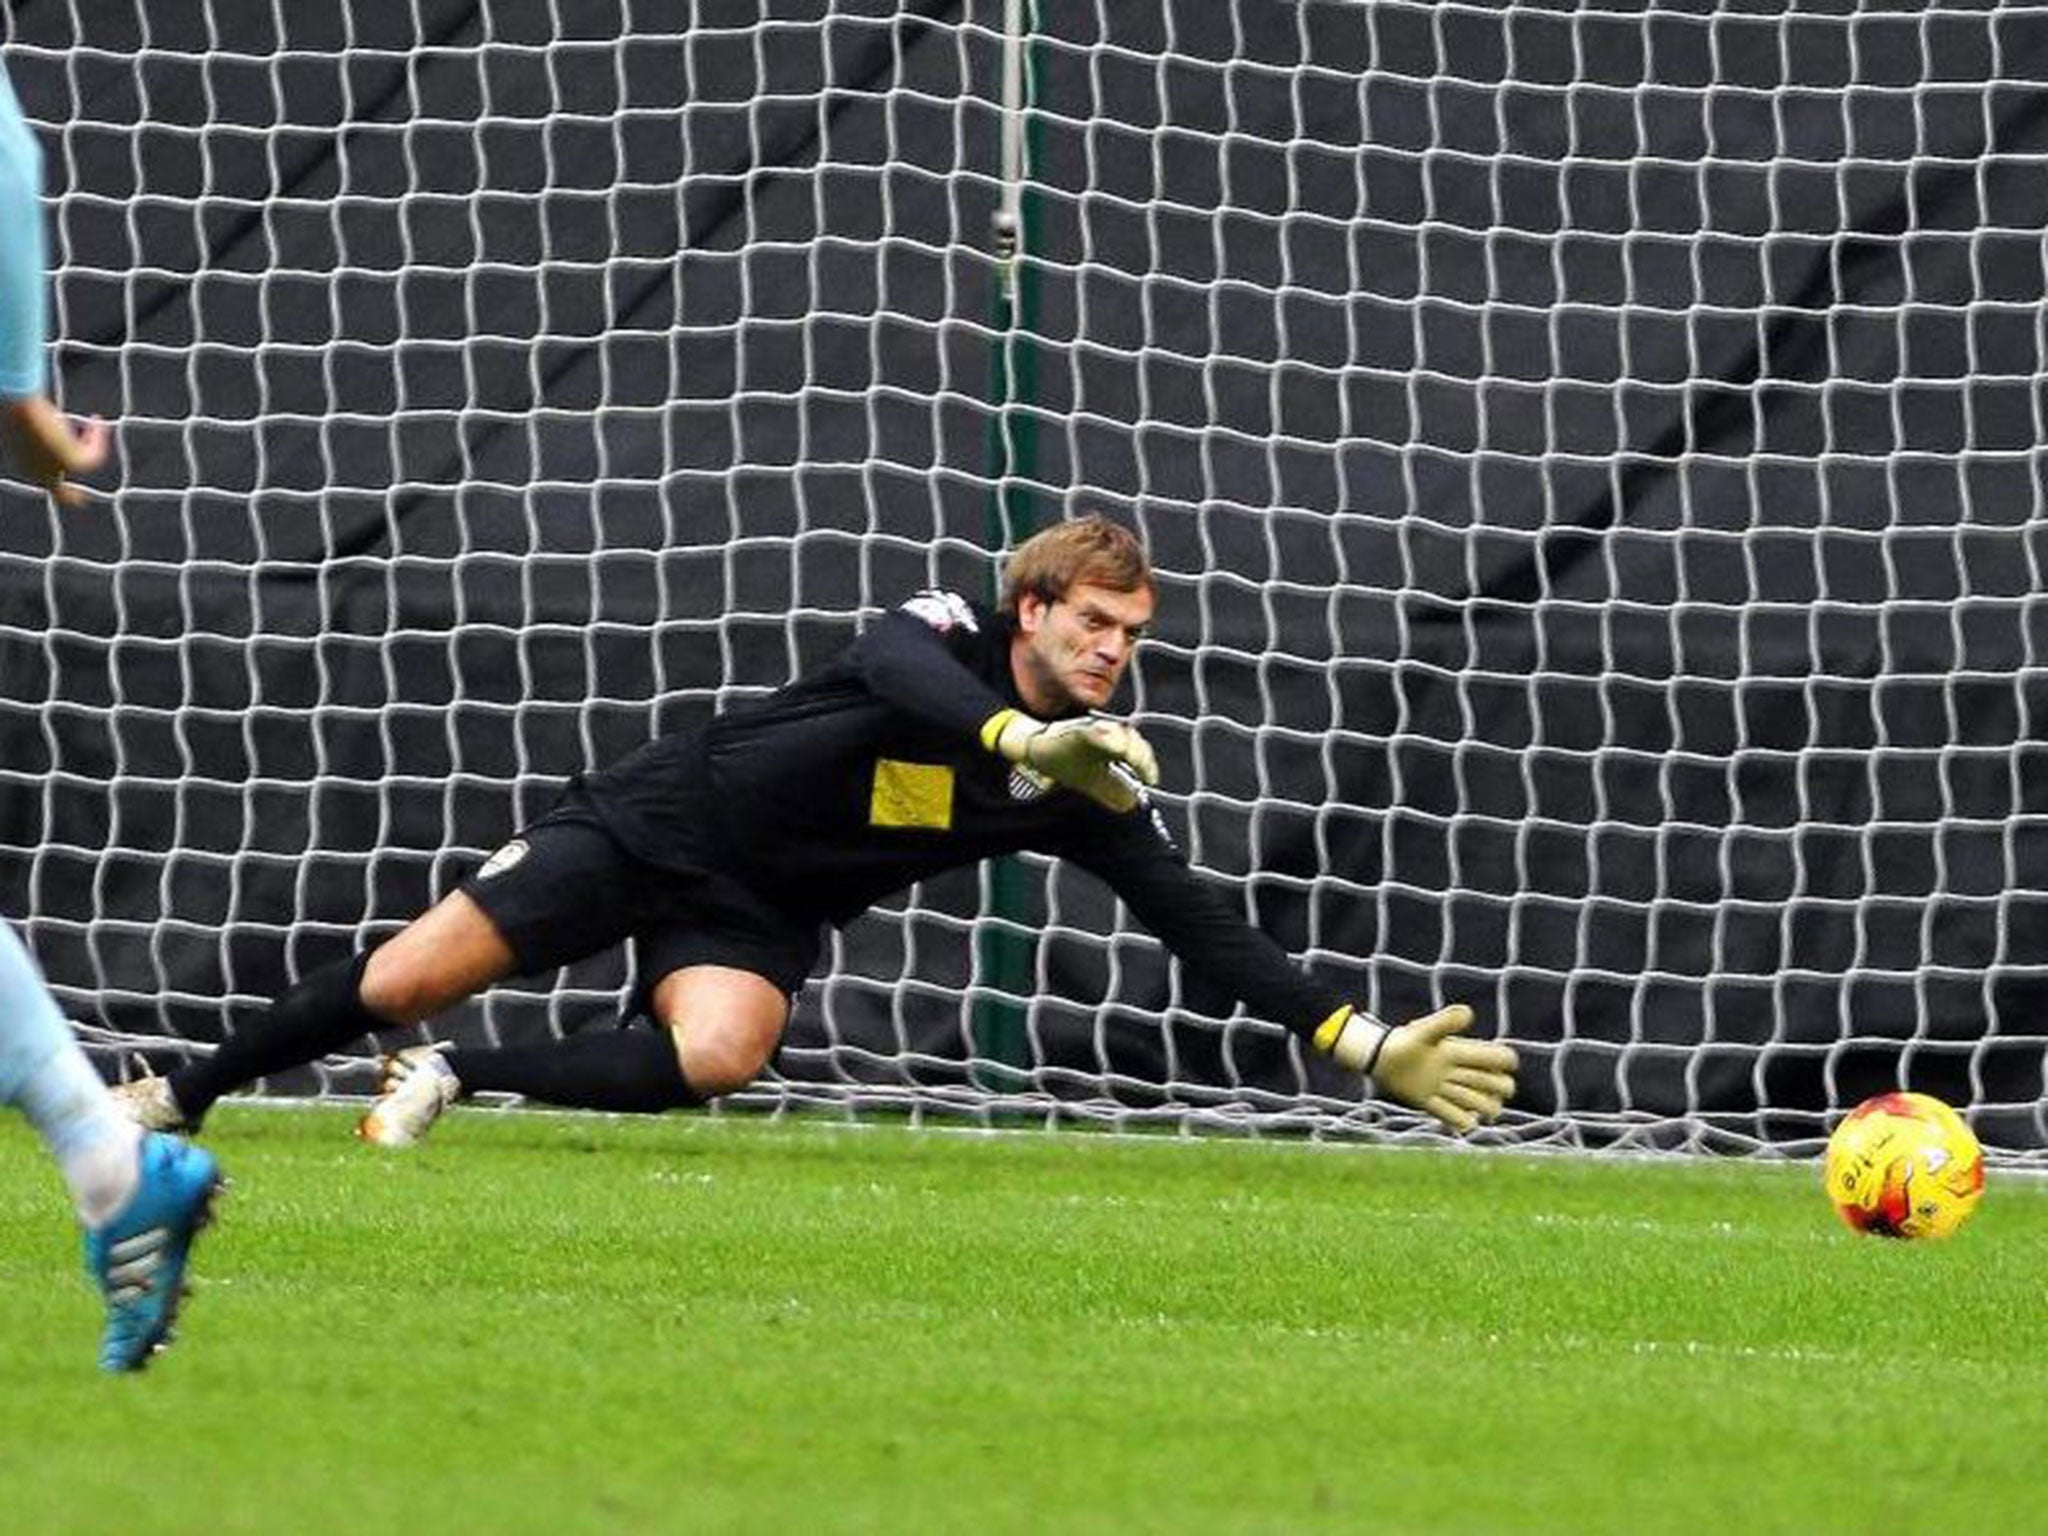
[{"xmin": 459, "ymin": 787, "xmax": 822, "ymax": 1000}]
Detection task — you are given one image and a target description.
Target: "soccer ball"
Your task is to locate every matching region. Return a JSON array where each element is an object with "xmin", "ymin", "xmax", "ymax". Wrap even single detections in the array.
[{"xmin": 1823, "ymin": 1091, "xmax": 1985, "ymax": 1240}]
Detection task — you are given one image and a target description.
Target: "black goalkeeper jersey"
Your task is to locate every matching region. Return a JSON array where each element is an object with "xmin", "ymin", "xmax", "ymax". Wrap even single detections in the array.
[{"xmin": 577, "ymin": 589, "xmax": 1350, "ymax": 1039}]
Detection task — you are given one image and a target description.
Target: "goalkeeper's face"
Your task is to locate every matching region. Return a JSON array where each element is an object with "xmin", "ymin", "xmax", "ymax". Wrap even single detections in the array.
[{"xmin": 1014, "ymin": 581, "xmax": 1154, "ymax": 713}]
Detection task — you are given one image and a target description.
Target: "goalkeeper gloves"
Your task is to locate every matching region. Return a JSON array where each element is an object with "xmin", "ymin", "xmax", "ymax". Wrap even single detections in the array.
[
  {"xmin": 1314, "ymin": 1002, "xmax": 1517, "ymax": 1134},
  {"xmin": 981, "ymin": 708, "xmax": 1160, "ymax": 814}
]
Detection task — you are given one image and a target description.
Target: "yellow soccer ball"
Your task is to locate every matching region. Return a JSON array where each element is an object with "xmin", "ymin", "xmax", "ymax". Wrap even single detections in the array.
[{"xmin": 1824, "ymin": 1092, "xmax": 1985, "ymax": 1240}]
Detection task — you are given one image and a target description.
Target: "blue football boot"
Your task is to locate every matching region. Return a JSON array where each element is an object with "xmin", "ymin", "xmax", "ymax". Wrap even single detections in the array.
[{"xmin": 83, "ymin": 1132, "xmax": 223, "ymax": 1372}]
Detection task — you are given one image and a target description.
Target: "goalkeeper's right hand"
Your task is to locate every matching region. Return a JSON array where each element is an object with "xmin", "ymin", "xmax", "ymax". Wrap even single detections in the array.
[
  {"xmin": 981, "ymin": 708, "xmax": 1159, "ymax": 814},
  {"xmin": 1314, "ymin": 1002, "xmax": 1517, "ymax": 1133}
]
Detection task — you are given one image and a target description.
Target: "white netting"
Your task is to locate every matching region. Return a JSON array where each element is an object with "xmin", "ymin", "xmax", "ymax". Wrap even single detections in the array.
[{"xmin": 5, "ymin": 1, "xmax": 2047, "ymax": 1157}]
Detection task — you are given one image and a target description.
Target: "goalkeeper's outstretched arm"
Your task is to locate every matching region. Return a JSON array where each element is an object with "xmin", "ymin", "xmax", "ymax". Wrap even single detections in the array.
[{"xmin": 1054, "ymin": 817, "xmax": 1517, "ymax": 1132}]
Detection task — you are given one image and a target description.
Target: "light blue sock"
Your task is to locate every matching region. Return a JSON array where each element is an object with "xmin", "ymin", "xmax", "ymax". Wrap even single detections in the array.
[{"xmin": 0, "ymin": 919, "xmax": 138, "ymax": 1224}]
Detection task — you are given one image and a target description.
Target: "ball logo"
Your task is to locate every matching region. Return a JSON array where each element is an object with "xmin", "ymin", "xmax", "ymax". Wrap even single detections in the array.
[{"xmin": 476, "ymin": 838, "xmax": 530, "ymax": 880}]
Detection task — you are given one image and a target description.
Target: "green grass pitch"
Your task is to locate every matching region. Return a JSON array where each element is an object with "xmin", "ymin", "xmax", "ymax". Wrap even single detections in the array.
[{"xmin": 3, "ymin": 1108, "xmax": 2045, "ymax": 1534}]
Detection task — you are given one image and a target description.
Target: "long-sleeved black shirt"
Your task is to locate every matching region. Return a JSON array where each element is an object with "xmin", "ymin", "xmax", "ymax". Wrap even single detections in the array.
[{"xmin": 578, "ymin": 590, "xmax": 1351, "ymax": 1038}]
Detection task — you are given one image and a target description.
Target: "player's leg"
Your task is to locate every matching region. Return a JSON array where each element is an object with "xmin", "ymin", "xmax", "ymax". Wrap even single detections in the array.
[
  {"xmin": 361, "ymin": 1021, "xmax": 702, "ymax": 1149},
  {"xmin": 147, "ymin": 888, "xmax": 515, "ymax": 1130},
  {"xmin": 141, "ymin": 807, "xmax": 646, "ymax": 1133},
  {"xmin": 648, "ymin": 964, "xmax": 791, "ymax": 1098},
  {"xmin": 633, "ymin": 873, "xmax": 817, "ymax": 1099},
  {"xmin": 0, "ymin": 919, "xmax": 143, "ymax": 1223},
  {"xmin": 358, "ymin": 966, "xmax": 791, "ymax": 1147},
  {"xmin": 357, "ymin": 853, "xmax": 817, "ymax": 1141},
  {"xmin": 425, "ymin": 963, "xmax": 789, "ymax": 1110},
  {"xmin": 0, "ymin": 918, "xmax": 222, "ymax": 1370}
]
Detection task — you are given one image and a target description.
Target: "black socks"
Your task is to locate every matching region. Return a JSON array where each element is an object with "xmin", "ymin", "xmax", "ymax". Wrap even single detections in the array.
[
  {"xmin": 447, "ymin": 1028, "xmax": 700, "ymax": 1113},
  {"xmin": 170, "ymin": 952, "xmax": 388, "ymax": 1123},
  {"xmin": 164, "ymin": 952, "xmax": 697, "ymax": 1122}
]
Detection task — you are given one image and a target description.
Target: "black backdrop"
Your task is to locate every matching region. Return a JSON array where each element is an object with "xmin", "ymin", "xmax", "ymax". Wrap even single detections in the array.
[{"xmin": 2, "ymin": 1, "xmax": 2046, "ymax": 1150}]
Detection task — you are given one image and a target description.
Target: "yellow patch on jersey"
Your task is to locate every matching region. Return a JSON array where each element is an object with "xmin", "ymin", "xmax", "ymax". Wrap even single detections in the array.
[{"xmin": 870, "ymin": 759, "xmax": 955, "ymax": 830}]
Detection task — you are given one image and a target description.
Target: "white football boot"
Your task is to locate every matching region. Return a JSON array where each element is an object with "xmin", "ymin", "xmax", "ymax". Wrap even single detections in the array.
[
  {"xmin": 110, "ymin": 1073, "xmax": 193, "ymax": 1134},
  {"xmin": 356, "ymin": 1046, "xmax": 461, "ymax": 1148}
]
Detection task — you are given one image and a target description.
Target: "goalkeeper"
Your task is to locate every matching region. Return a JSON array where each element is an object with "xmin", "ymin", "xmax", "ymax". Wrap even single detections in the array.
[{"xmin": 120, "ymin": 517, "xmax": 1516, "ymax": 1144}]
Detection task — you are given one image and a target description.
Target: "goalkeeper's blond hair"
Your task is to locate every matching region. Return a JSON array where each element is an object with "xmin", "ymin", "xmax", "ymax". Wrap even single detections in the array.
[{"xmin": 999, "ymin": 515, "xmax": 1152, "ymax": 614}]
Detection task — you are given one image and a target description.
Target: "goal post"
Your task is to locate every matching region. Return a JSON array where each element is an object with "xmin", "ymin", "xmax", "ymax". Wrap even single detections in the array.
[
  {"xmin": 6, "ymin": 1, "xmax": 2048, "ymax": 1159},
  {"xmin": 970, "ymin": 0, "xmax": 1042, "ymax": 1091}
]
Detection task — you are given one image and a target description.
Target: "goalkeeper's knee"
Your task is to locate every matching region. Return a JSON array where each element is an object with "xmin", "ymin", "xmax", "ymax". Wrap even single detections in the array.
[{"xmin": 667, "ymin": 1020, "xmax": 775, "ymax": 1099}]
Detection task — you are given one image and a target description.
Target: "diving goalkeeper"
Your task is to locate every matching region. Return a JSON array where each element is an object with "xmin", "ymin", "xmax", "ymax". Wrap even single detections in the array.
[{"xmin": 120, "ymin": 516, "xmax": 1517, "ymax": 1144}]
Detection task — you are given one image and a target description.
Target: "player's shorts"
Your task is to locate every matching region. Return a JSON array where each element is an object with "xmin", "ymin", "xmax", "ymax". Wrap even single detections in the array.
[{"xmin": 458, "ymin": 786, "xmax": 821, "ymax": 1000}]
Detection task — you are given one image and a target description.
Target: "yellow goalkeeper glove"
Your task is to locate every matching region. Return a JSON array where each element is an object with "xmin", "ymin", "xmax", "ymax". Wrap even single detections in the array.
[
  {"xmin": 981, "ymin": 708, "xmax": 1159, "ymax": 813},
  {"xmin": 1314, "ymin": 1002, "xmax": 1517, "ymax": 1133}
]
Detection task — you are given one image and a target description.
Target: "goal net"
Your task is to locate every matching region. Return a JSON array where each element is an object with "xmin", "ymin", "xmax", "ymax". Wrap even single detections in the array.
[{"xmin": 5, "ymin": 1, "xmax": 2046, "ymax": 1158}]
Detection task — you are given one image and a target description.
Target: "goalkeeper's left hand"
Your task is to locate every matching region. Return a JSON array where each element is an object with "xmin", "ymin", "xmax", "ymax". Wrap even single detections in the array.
[{"xmin": 1314, "ymin": 1003, "xmax": 1517, "ymax": 1133}]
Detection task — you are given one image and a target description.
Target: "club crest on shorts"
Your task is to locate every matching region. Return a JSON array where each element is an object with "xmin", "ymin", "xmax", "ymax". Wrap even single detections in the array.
[{"xmin": 476, "ymin": 838, "xmax": 530, "ymax": 880}]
